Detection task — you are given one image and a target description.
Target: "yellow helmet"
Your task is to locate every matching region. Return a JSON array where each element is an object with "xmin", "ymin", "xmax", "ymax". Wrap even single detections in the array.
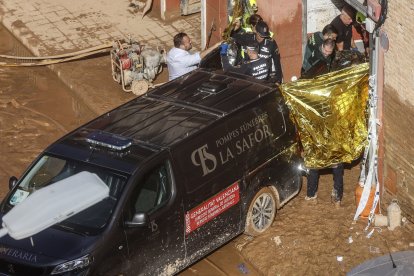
[{"xmin": 249, "ymin": 0, "xmax": 258, "ymax": 11}]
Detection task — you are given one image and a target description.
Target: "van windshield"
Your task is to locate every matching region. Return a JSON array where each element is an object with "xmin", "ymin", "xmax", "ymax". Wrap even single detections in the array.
[{"xmin": 8, "ymin": 155, "xmax": 128, "ymax": 234}]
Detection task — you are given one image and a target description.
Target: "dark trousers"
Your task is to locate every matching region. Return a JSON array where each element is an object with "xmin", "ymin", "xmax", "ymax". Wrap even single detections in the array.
[{"xmin": 306, "ymin": 163, "xmax": 344, "ymax": 200}]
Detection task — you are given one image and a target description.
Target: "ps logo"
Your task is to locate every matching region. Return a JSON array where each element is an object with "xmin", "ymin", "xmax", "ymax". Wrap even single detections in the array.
[{"xmin": 191, "ymin": 144, "xmax": 217, "ymax": 176}]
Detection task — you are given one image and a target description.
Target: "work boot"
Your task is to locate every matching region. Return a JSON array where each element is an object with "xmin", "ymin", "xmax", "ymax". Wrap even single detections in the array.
[
  {"xmin": 331, "ymin": 189, "xmax": 342, "ymax": 208},
  {"xmin": 305, "ymin": 194, "xmax": 318, "ymax": 204},
  {"xmin": 333, "ymin": 199, "xmax": 342, "ymax": 209}
]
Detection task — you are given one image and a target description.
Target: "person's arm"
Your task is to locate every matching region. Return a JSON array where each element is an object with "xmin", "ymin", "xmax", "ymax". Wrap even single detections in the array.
[
  {"xmin": 221, "ymin": 55, "xmax": 233, "ymax": 72},
  {"xmin": 200, "ymin": 41, "xmax": 221, "ymax": 59},
  {"xmin": 302, "ymin": 44, "xmax": 313, "ymax": 73},
  {"xmin": 336, "ymin": 41, "xmax": 344, "ymax": 51},
  {"xmin": 231, "ymin": 33, "xmax": 252, "ymax": 46},
  {"xmin": 330, "ymin": 16, "xmax": 344, "ymax": 51},
  {"xmin": 271, "ymin": 40, "xmax": 283, "ymax": 83},
  {"xmin": 221, "ymin": 55, "xmax": 249, "ymax": 75}
]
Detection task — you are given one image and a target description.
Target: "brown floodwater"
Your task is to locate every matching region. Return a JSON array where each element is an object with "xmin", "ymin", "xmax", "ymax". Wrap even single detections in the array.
[
  {"xmin": 1, "ymin": 22, "xmax": 413, "ymax": 276},
  {"xmin": 0, "ymin": 23, "xmax": 259, "ymax": 275},
  {"xmin": 0, "ymin": 24, "xmax": 95, "ymax": 197}
]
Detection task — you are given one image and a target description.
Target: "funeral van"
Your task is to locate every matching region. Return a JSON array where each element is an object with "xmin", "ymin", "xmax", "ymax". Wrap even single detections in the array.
[{"xmin": 0, "ymin": 67, "xmax": 302, "ymax": 275}]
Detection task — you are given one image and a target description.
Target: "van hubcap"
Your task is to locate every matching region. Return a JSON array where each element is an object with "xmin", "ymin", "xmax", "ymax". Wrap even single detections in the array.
[{"xmin": 251, "ymin": 193, "xmax": 274, "ymax": 230}]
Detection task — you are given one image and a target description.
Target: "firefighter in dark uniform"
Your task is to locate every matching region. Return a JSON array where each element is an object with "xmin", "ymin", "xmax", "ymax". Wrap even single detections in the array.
[
  {"xmin": 221, "ymin": 41, "xmax": 270, "ymax": 80},
  {"xmin": 231, "ymin": 20, "xmax": 283, "ymax": 84}
]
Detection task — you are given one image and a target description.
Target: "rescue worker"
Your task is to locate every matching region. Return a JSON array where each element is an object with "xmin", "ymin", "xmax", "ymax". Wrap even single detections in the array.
[
  {"xmin": 231, "ymin": 20, "xmax": 283, "ymax": 84},
  {"xmin": 306, "ymin": 163, "xmax": 344, "ymax": 208},
  {"xmin": 230, "ymin": 17, "xmax": 246, "ymax": 37},
  {"xmin": 247, "ymin": 14, "xmax": 262, "ymax": 32},
  {"xmin": 245, "ymin": 14, "xmax": 274, "ymax": 37},
  {"xmin": 307, "ymin": 24, "xmax": 338, "ymax": 52},
  {"xmin": 301, "ymin": 38, "xmax": 336, "ymax": 77},
  {"xmin": 220, "ymin": 41, "xmax": 270, "ymax": 80},
  {"xmin": 303, "ymin": 38, "xmax": 343, "ymax": 207},
  {"xmin": 232, "ymin": 14, "xmax": 273, "ymax": 36},
  {"xmin": 330, "ymin": 4, "xmax": 355, "ymax": 51},
  {"xmin": 167, "ymin": 32, "xmax": 220, "ymax": 81}
]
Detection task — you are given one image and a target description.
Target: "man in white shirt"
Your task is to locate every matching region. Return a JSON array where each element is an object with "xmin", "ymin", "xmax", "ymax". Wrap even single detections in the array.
[{"xmin": 167, "ymin": 32, "xmax": 219, "ymax": 81}]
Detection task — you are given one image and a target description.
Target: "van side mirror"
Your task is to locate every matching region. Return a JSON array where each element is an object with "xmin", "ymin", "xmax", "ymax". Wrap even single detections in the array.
[
  {"xmin": 125, "ymin": 213, "xmax": 149, "ymax": 228},
  {"xmin": 9, "ymin": 176, "xmax": 18, "ymax": 190}
]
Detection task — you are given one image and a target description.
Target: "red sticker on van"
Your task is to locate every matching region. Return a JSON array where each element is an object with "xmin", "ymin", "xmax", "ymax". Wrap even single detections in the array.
[{"xmin": 185, "ymin": 182, "xmax": 240, "ymax": 234}]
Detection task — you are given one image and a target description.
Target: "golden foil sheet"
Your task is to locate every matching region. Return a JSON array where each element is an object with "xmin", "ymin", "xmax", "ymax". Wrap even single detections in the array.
[{"xmin": 280, "ymin": 63, "xmax": 369, "ymax": 169}]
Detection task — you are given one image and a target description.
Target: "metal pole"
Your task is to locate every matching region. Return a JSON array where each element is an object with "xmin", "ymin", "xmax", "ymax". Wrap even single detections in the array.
[{"xmin": 302, "ymin": 0, "xmax": 308, "ymax": 61}]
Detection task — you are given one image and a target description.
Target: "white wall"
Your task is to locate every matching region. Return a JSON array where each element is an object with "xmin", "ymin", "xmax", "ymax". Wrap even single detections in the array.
[{"xmin": 306, "ymin": 0, "xmax": 343, "ymax": 33}]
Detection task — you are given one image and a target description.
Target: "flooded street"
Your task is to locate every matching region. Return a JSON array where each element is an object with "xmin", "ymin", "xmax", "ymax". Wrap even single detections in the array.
[
  {"xmin": 0, "ymin": 25, "xmax": 95, "ymax": 196},
  {"xmin": 1, "ymin": 22, "xmax": 413, "ymax": 276},
  {"xmin": 0, "ymin": 23, "xmax": 259, "ymax": 275}
]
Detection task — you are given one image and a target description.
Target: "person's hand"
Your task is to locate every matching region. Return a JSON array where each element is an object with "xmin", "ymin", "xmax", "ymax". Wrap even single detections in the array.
[
  {"xmin": 232, "ymin": 18, "xmax": 241, "ymax": 31},
  {"xmin": 220, "ymin": 43, "xmax": 229, "ymax": 56}
]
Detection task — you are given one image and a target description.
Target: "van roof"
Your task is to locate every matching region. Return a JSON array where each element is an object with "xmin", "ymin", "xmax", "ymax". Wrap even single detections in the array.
[{"xmin": 47, "ymin": 69, "xmax": 277, "ymax": 173}]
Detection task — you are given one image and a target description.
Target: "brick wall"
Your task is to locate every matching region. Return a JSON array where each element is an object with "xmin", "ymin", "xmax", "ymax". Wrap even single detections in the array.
[
  {"xmin": 383, "ymin": 87, "xmax": 414, "ymax": 222},
  {"xmin": 383, "ymin": 0, "xmax": 414, "ymax": 221},
  {"xmin": 383, "ymin": 0, "xmax": 414, "ymax": 104}
]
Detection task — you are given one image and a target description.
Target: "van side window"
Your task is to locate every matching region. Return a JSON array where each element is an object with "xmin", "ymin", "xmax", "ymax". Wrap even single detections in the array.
[{"xmin": 133, "ymin": 163, "xmax": 171, "ymax": 214}]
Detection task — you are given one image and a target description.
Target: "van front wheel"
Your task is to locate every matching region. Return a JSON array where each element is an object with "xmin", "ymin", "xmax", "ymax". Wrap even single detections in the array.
[{"xmin": 245, "ymin": 187, "xmax": 276, "ymax": 236}]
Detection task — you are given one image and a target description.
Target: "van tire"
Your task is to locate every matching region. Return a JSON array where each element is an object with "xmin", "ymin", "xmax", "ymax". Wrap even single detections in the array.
[{"xmin": 245, "ymin": 187, "xmax": 277, "ymax": 236}]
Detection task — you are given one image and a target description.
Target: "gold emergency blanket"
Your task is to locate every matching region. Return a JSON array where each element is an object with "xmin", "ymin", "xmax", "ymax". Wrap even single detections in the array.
[{"xmin": 280, "ymin": 63, "xmax": 369, "ymax": 168}]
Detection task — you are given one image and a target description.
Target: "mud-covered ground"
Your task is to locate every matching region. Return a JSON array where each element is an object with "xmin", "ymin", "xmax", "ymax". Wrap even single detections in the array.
[
  {"xmin": 1, "ymin": 24, "xmax": 413, "ymax": 275},
  {"xmin": 236, "ymin": 170, "xmax": 414, "ymax": 275}
]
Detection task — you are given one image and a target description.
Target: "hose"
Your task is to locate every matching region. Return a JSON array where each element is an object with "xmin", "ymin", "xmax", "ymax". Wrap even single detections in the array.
[
  {"xmin": 0, "ymin": 43, "xmax": 112, "ymax": 60},
  {"xmin": 0, "ymin": 48, "xmax": 110, "ymax": 67}
]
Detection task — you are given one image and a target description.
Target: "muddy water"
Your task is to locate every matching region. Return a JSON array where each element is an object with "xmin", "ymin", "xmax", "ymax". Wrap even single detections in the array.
[
  {"xmin": 0, "ymin": 24, "xmax": 256, "ymax": 275},
  {"xmin": 0, "ymin": 25, "xmax": 95, "ymax": 197},
  {"xmin": 2, "ymin": 23, "xmax": 413, "ymax": 276}
]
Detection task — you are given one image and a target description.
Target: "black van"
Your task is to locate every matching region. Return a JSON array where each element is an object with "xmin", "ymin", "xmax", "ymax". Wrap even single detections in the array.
[{"xmin": 0, "ymin": 68, "xmax": 302, "ymax": 275}]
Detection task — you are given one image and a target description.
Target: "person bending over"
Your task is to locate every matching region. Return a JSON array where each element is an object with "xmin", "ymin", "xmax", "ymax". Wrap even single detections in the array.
[
  {"xmin": 306, "ymin": 24, "xmax": 338, "ymax": 53},
  {"xmin": 231, "ymin": 21, "xmax": 283, "ymax": 84},
  {"xmin": 221, "ymin": 41, "xmax": 270, "ymax": 80},
  {"xmin": 331, "ymin": 4, "xmax": 355, "ymax": 51},
  {"xmin": 301, "ymin": 38, "xmax": 336, "ymax": 78}
]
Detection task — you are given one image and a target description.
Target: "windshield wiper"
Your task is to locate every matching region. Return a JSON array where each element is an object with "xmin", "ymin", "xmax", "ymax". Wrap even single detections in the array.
[{"xmin": 54, "ymin": 223, "xmax": 89, "ymax": 236}]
